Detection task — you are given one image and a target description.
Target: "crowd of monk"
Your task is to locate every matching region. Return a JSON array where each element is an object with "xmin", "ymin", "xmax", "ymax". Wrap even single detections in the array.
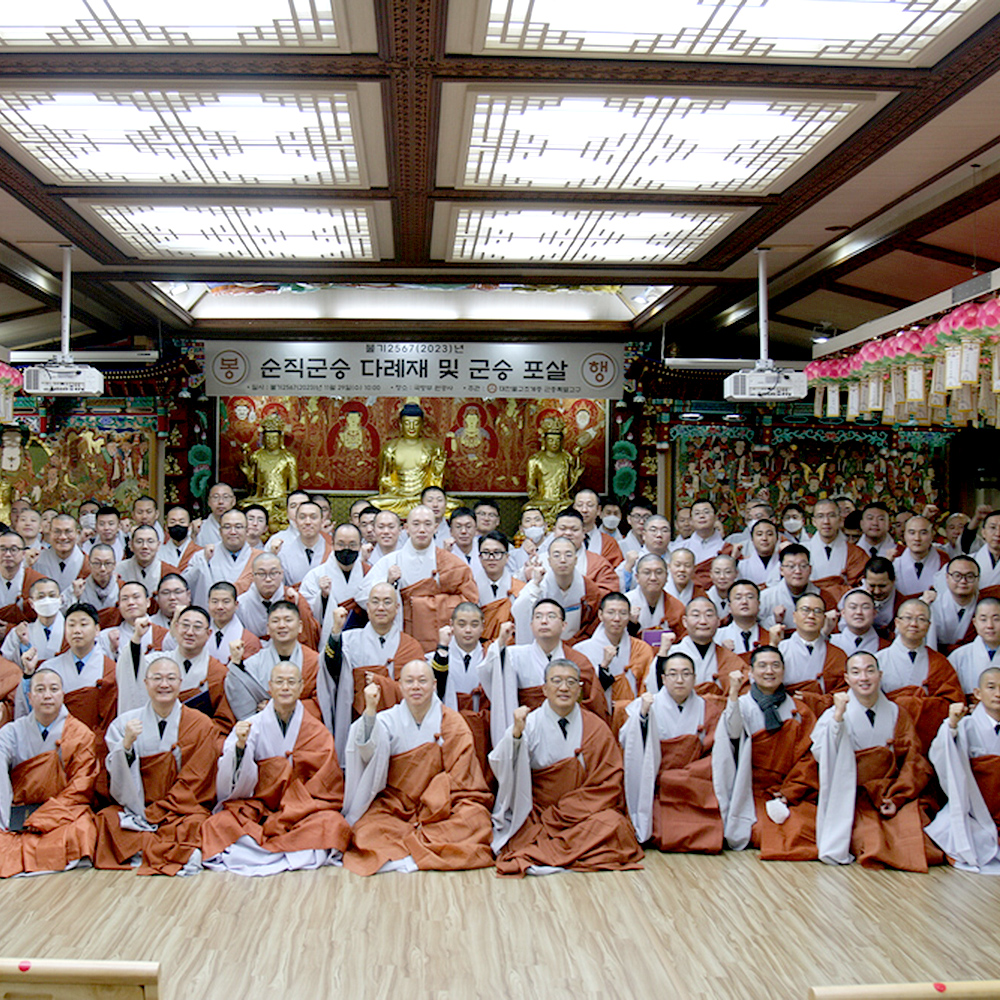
[{"xmin": 1, "ymin": 486, "xmax": 998, "ymax": 878}]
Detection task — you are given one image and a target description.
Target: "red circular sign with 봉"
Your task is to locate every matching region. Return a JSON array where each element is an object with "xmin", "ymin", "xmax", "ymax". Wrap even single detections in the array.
[{"xmin": 212, "ymin": 349, "xmax": 249, "ymax": 386}]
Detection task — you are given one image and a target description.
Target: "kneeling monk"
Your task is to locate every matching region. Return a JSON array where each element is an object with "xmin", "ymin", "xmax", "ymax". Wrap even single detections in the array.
[
  {"xmin": 0, "ymin": 668, "xmax": 98, "ymax": 877},
  {"xmin": 342, "ymin": 659, "xmax": 493, "ymax": 875},
  {"xmin": 203, "ymin": 661, "xmax": 350, "ymax": 875},
  {"xmin": 489, "ymin": 658, "xmax": 643, "ymax": 876},
  {"xmin": 95, "ymin": 657, "xmax": 217, "ymax": 875}
]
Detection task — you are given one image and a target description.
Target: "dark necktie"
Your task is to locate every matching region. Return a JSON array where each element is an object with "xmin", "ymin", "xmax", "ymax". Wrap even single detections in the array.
[
  {"xmin": 824, "ymin": 545, "xmax": 832, "ymax": 560},
  {"xmin": 40, "ymin": 728, "xmax": 48, "ymax": 741},
  {"xmin": 677, "ymin": 702, "xmax": 684, "ymax": 712},
  {"xmin": 305, "ymin": 548, "xmax": 314, "ymax": 563},
  {"xmin": 583, "ymin": 536, "xmax": 590, "ymax": 549},
  {"xmin": 4, "ymin": 580, "xmax": 10, "ymax": 591},
  {"xmin": 741, "ymin": 630, "xmax": 751, "ymax": 652},
  {"xmin": 870, "ymin": 546, "xmax": 878, "ymax": 557},
  {"xmin": 558, "ymin": 717, "xmax": 569, "ymax": 738},
  {"xmin": 463, "ymin": 653, "xmax": 471, "ymax": 671},
  {"xmin": 158, "ymin": 718, "xmax": 167, "ymax": 738},
  {"xmin": 75, "ymin": 658, "xmax": 85, "ymax": 674},
  {"xmin": 59, "ymin": 561, "xmax": 66, "ymax": 573},
  {"xmin": 491, "ymin": 584, "xmax": 499, "ymax": 598},
  {"xmin": 232, "ymin": 551, "xmax": 239, "ymax": 562},
  {"xmin": 183, "ymin": 658, "xmax": 192, "ymax": 672},
  {"xmin": 989, "ymin": 649, "xmax": 997, "ymax": 661},
  {"xmin": 992, "ymin": 552, "xmax": 999, "ymax": 570},
  {"xmin": 216, "ymin": 630, "xmax": 224, "ymax": 647},
  {"xmin": 262, "ymin": 600, "xmax": 272, "ymax": 613},
  {"xmin": 855, "ymin": 635, "xmax": 864, "ymax": 647},
  {"xmin": 914, "ymin": 562, "xmax": 923, "ymax": 576},
  {"xmin": 140, "ymin": 567, "xmax": 147, "ymax": 579},
  {"xmin": 957, "ymin": 608, "xmax": 966, "ymax": 620},
  {"xmin": 908, "ymin": 650, "xmax": 917, "ymax": 663},
  {"xmin": 866, "ymin": 708, "xmax": 876, "ymax": 726},
  {"xmin": 806, "ymin": 644, "xmax": 813, "ymax": 655},
  {"xmin": 995, "ymin": 723, "xmax": 1000, "ymax": 735},
  {"xmin": 378, "ymin": 635, "xmax": 386, "ymax": 647},
  {"xmin": 43, "ymin": 627, "xmax": 51, "ymax": 641}
]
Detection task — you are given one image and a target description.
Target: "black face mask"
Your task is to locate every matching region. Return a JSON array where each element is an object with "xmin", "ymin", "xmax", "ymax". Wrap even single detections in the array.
[
  {"xmin": 167, "ymin": 524, "xmax": 188, "ymax": 542},
  {"xmin": 335, "ymin": 548, "xmax": 360, "ymax": 567}
]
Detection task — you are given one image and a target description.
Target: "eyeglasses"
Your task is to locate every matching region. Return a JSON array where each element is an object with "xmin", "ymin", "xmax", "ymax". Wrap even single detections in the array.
[
  {"xmin": 479, "ymin": 550, "xmax": 506, "ymax": 560},
  {"xmin": 159, "ymin": 588, "xmax": 188, "ymax": 598},
  {"xmin": 547, "ymin": 677, "xmax": 580, "ymax": 689},
  {"xmin": 948, "ymin": 571, "xmax": 979, "ymax": 582},
  {"xmin": 897, "ymin": 615, "xmax": 929, "ymax": 625},
  {"xmin": 664, "ymin": 670, "xmax": 695, "ymax": 680},
  {"xmin": 796, "ymin": 606, "xmax": 825, "ymax": 617},
  {"xmin": 533, "ymin": 612, "xmax": 562, "ymax": 622},
  {"xmin": 0, "ymin": 545, "xmax": 24, "ymax": 554},
  {"xmin": 147, "ymin": 674, "xmax": 180, "ymax": 684},
  {"xmin": 253, "ymin": 569, "xmax": 283, "ymax": 578}
]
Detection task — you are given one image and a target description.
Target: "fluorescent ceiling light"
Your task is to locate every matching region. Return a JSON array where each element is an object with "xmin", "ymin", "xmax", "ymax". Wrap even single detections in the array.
[{"xmin": 482, "ymin": 0, "xmax": 980, "ymax": 63}]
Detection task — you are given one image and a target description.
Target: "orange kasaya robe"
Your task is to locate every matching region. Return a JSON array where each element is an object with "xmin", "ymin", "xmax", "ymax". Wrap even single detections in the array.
[
  {"xmin": 849, "ymin": 711, "xmax": 939, "ymax": 871},
  {"xmin": 348, "ymin": 633, "xmax": 425, "ymax": 720},
  {"xmin": 201, "ymin": 711, "xmax": 351, "ymax": 859},
  {"xmin": 0, "ymin": 715, "xmax": 98, "ymax": 878},
  {"xmin": 607, "ymin": 639, "xmax": 655, "ymax": 736},
  {"xmin": 401, "ymin": 550, "xmax": 479, "ymax": 653},
  {"xmin": 884, "ymin": 650, "xmax": 965, "ymax": 753},
  {"xmin": 652, "ymin": 696, "xmax": 726, "ymax": 854},
  {"xmin": 0, "ymin": 655, "xmax": 20, "ymax": 727},
  {"xmin": 495, "ymin": 710, "xmax": 644, "ymax": 876},
  {"xmin": 94, "ymin": 707, "xmax": 218, "ymax": 875},
  {"xmin": 517, "ymin": 645, "xmax": 610, "ymax": 728},
  {"xmin": 343, "ymin": 706, "xmax": 494, "ymax": 875},
  {"xmin": 749, "ymin": 697, "xmax": 821, "ymax": 861},
  {"xmin": 179, "ymin": 655, "xmax": 236, "ymax": 746}
]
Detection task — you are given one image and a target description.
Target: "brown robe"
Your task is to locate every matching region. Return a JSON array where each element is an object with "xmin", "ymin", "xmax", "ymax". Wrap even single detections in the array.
[
  {"xmin": 884, "ymin": 650, "xmax": 965, "ymax": 752},
  {"xmin": 517, "ymin": 645, "xmax": 610, "ymax": 727},
  {"xmin": 0, "ymin": 715, "xmax": 98, "ymax": 877},
  {"xmin": 401, "ymin": 549, "xmax": 478, "ymax": 652},
  {"xmin": 0, "ymin": 567, "xmax": 44, "ymax": 627},
  {"xmin": 811, "ymin": 541, "xmax": 868, "ymax": 603},
  {"xmin": 496, "ymin": 710, "xmax": 644, "ymax": 876},
  {"xmin": 607, "ymin": 638, "xmax": 655, "ymax": 736},
  {"xmin": 179, "ymin": 655, "xmax": 236, "ymax": 745},
  {"xmin": 344, "ymin": 706, "xmax": 494, "ymax": 875},
  {"xmin": 749, "ymin": 696, "xmax": 820, "ymax": 861},
  {"xmin": 0, "ymin": 655, "xmax": 20, "ymax": 727},
  {"xmin": 349, "ymin": 632, "xmax": 425, "ymax": 720},
  {"xmin": 94, "ymin": 706, "xmax": 218, "ymax": 875},
  {"xmin": 848, "ymin": 709, "xmax": 936, "ymax": 871},
  {"xmin": 692, "ymin": 543, "xmax": 733, "ymax": 592},
  {"xmin": 651, "ymin": 695, "xmax": 725, "ymax": 854},
  {"xmin": 583, "ymin": 551, "xmax": 619, "ymax": 596},
  {"xmin": 201, "ymin": 711, "xmax": 350, "ymax": 859}
]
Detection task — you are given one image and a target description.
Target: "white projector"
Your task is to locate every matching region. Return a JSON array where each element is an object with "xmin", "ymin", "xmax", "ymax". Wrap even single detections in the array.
[
  {"xmin": 23, "ymin": 363, "xmax": 105, "ymax": 397},
  {"xmin": 724, "ymin": 367, "xmax": 808, "ymax": 403}
]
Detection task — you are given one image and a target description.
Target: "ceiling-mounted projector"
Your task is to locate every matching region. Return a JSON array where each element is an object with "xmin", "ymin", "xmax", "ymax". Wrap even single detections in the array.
[
  {"xmin": 23, "ymin": 363, "xmax": 104, "ymax": 397},
  {"xmin": 723, "ymin": 365, "xmax": 808, "ymax": 403}
]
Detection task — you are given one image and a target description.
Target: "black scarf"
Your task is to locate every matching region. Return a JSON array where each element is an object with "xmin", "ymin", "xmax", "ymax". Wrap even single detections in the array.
[{"xmin": 750, "ymin": 683, "xmax": 787, "ymax": 732}]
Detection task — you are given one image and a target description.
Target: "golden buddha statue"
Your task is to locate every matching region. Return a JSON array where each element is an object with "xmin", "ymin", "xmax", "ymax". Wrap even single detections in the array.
[
  {"xmin": 368, "ymin": 402, "xmax": 447, "ymax": 516},
  {"xmin": 525, "ymin": 416, "xmax": 583, "ymax": 526},
  {"xmin": 240, "ymin": 413, "xmax": 299, "ymax": 529}
]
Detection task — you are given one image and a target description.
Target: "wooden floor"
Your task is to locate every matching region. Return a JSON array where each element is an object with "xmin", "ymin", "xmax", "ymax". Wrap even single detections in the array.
[{"xmin": 0, "ymin": 852, "xmax": 996, "ymax": 1000}]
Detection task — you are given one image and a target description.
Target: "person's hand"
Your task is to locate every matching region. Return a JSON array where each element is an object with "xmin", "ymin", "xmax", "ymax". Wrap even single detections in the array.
[
  {"xmin": 658, "ymin": 630, "xmax": 676, "ymax": 655},
  {"xmin": 204, "ymin": 544, "xmax": 216, "ymax": 561},
  {"xmin": 728, "ymin": 668, "xmax": 745, "ymax": 701},
  {"xmin": 122, "ymin": 718, "xmax": 143, "ymax": 751},
  {"xmin": 168, "ymin": 608, "xmax": 182, "ymax": 640},
  {"xmin": 921, "ymin": 504, "xmax": 940, "ymax": 522},
  {"xmin": 732, "ymin": 542, "xmax": 744, "ymax": 561},
  {"xmin": 191, "ymin": 517, "xmax": 202, "ymax": 535},
  {"xmin": 229, "ymin": 639, "xmax": 245, "ymax": 664},
  {"xmin": 269, "ymin": 537, "xmax": 284, "ymax": 554},
  {"xmin": 363, "ymin": 676, "xmax": 381, "ymax": 716},
  {"xmin": 639, "ymin": 691, "xmax": 654, "ymax": 718},
  {"xmin": 497, "ymin": 621, "xmax": 515, "ymax": 648},
  {"xmin": 879, "ymin": 800, "xmax": 897, "ymax": 817},
  {"xmin": 601, "ymin": 644, "xmax": 616, "ymax": 669},
  {"xmin": 283, "ymin": 587, "xmax": 299, "ymax": 603},
  {"xmin": 773, "ymin": 605, "xmax": 786, "ymax": 625},
  {"xmin": 318, "ymin": 575, "xmax": 332, "ymax": 598},
  {"xmin": 71, "ymin": 578, "xmax": 86, "ymax": 598},
  {"xmin": 921, "ymin": 588, "xmax": 937, "ymax": 606},
  {"xmin": 531, "ymin": 564, "xmax": 546, "ymax": 586},
  {"xmin": 521, "ymin": 539, "xmax": 537, "ymax": 558},
  {"xmin": 234, "ymin": 719, "xmax": 252, "ymax": 749},
  {"xmin": 512, "ymin": 704, "xmax": 530, "ymax": 738},
  {"xmin": 361, "ymin": 542, "xmax": 374, "ymax": 563},
  {"xmin": 14, "ymin": 622, "xmax": 30, "ymax": 645},
  {"xmin": 107, "ymin": 627, "xmax": 121, "ymax": 656},
  {"xmin": 624, "ymin": 551, "xmax": 638, "ymax": 572},
  {"xmin": 720, "ymin": 638, "xmax": 735, "ymax": 651},
  {"xmin": 822, "ymin": 609, "xmax": 840, "ymax": 637},
  {"xmin": 948, "ymin": 702, "xmax": 968, "ymax": 730},
  {"xmin": 331, "ymin": 605, "xmax": 349, "ymax": 637},
  {"xmin": 438, "ymin": 625, "xmax": 453, "ymax": 648},
  {"xmin": 23, "ymin": 549, "xmax": 39, "ymax": 567},
  {"xmin": 387, "ymin": 564, "xmax": 402, "ymax": 586},
  {"xmin": 832, "ymin": 691, "xmax": 849, "ymax": 723},
  {"xmin": 21, "ymin": 647, "xmax": 38, "ymax": 676},
  {"xmin": 629, "ymin": 605, "xmax": 640, "ymax": 625},
  {"xmin": 768, "ymin": 624, "xmax": 784, "ymax": 646},
  {"xmin": 133, "ymin": 615, "xmax": 151, "ymax": 641},
  {"xmin": 441, "ymin": 536, "xmax": 455, "ymax": 550},
  {"xmin": 256, "ymin": 698, "xmax": 269, "ymax": 712}
]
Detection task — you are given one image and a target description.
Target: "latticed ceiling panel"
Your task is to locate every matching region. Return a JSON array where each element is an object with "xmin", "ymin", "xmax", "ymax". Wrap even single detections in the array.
[{"xmin": 0, "ymin": 83, "xmax": 385, "ymax": 187}]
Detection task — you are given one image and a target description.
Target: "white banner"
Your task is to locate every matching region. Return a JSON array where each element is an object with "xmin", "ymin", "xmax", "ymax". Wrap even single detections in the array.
[{"xmin": 203, "ymin": 340, "xmax": 625, "ymax": 398}]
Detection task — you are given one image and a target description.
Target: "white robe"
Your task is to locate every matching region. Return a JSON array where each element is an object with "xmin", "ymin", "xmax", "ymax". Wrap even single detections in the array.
[
  {"xmin": 236, "ymin": 585, "xmax": 279, "ymax": 639},
  {"xmin": 925, "ymin": 704, "xmax": 1000, "ymax": 873},
  {"xmin": 805, "ymin": 533, "xmax": 851, "ymax": 581},
  {"xmin": 2, "ymin": 614, "xmax": 64, "ymax": 671},
  {"xmin": 488, "ymin": 702, "xmax": 584, "ymax": 860},
  {"xmin": 33, "ymin": 548, "xmax": 86, "ymax": 594},
  {"xmin": 299, "ymin": 556, "xmax": 367, "ymax": 651},
  {"xmin": 619, "ymin": 690, "xmax": 708, "ymax": 842},
  {"xmin": 188, "ymin": 544, "xmax": 257, "ymax": 608},
  {"xmin": 893, "ymin": 548, "xmax": 945, "ymax": 596},
  {"xmin": 830, "ymin": 627, "xmax": 881, "ymax": 657},
  {"xmin": 758, "ymin": 581, "xmax": 820, "ymax": 629},
  {"xmin": 511, "ymin": 573, "xmax": 585, "ymax": 645},
  {"xmin": 737, "ymin": 550, "xmax": 781, "ymax": 588},
  {"xmin": 226, "ymin": 643, "xmax": 306, "ymax": 721},
  {"xmin": 278, "ymin": 535, "xmax": 329, "ymax": 586},
  {"xmin": 930, "ymin": 587, "xmax": 976, "ymax": 651},
  {"xmin": 777, "ymin": 633, "xmax": 830, "ymax": 688},
  {"xmin": 116, "ymin": 645, "xmax": 212, "ymax": 715},
  {"xmin": 425, "ymin": 639, "xmax": 484, "ymax": 705},
  {"xmin": 811, "ymin": 692, "xmax": 899, "ymax": 865},
  {"xmin": 205, "ymin": 701, "xmax": 338, "ymax": 875},
  {"xmin": 576, "ymin": 626, "xmax": 641, "ymax": 711},
  {"xmin": 876, "ymin": 639, "xmax": 932, "ymax": 693},
  {"xmin": 948, "ymin": 637, "xmax": 1000, "ymax": 695},
  {"xmin": 625, "ymin": 587, "xmax": 668, "ymax": 631}
]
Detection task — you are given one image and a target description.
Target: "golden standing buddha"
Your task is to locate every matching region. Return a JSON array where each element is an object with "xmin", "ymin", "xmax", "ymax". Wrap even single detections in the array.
[
  {"xmin": 525, "ymin": 416, "xmax": 583, "ymax": 526},
  {"xmin": 368, "ymin": 402, "xmax": 447, "ymax": 516},
  {"xmin": 240, "ymin": 413, "xmax": 299, "ymax": 529}
]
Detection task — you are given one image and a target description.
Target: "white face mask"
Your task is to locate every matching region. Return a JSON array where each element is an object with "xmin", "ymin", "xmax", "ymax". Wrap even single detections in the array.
[
  {"xmin": 524, "ymin": 525, "xmax": 546, "ymax": 543},
  {"xmin": 33, "ymin": 596, "xmax": 61, "ymax": 617},
  {"xmin": 783, "ymin": 518, "xmax": 804, "ymax": 533},
  {"xmin": 601, "ymin": 514, "xmax": 620, "ymax": 532},
  {"xmin": 80, "ymin": 512, "xmax": 97, "ymax": 531}
]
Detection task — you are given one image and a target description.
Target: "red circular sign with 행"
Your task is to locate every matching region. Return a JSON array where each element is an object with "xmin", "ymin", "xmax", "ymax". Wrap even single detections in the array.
[
  {"xmin": 580, "ymin": 352, "xmax": 618, "ymax": 388},
  {"xmin": 212, "ymin": 349, "xmax": 249, "ymax": 386}
]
